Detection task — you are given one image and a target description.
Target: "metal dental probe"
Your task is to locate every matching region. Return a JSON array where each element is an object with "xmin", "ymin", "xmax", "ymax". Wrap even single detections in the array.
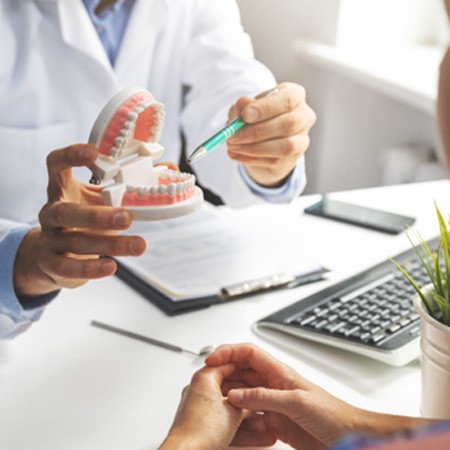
[{"xmin": 91, "ymin": 320, "xmax": 215, "ymax": 357}]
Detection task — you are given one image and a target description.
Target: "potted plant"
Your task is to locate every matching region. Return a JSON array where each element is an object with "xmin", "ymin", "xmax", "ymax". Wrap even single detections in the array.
[{"xmin": 392, "ymin": 204, "xmax": 450, "ymax": 419}]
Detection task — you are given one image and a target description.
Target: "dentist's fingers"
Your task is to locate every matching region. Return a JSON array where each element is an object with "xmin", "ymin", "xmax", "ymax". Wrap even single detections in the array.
[
  {"xmin": 47, "ymin": 144, "xmax": 98, "ymax": 173},
  {"xmin": 228, "ymin": 104, "xmax": 306, "ymax": 144},
  {"xmin": 46, "ymin": 144, "xmax": 98, "ymax": 201},
  {"xmin": 225, "ymin": 83, "xmax": 315, "ymax": 187},
  {"xmin": 228, "ymin": 83, "xmax": 308, "ymax": 125},
  {"xmin": 228, "ymin": 133, "xmax": 308, "ymax": 162},
  {"xmin": 44, "ymin": 230, "xmax": 146, "ymax": 257},
  {"xmin": 38, "ymin": 255, "xmax": 118, "ymax": 287},
  {"xmin": 40, "ymin": 202, "xmax": 133, "ymax": 231},
  {"xmin": 156, "ymin": 161, "xmax": 180, "ymax": 171}
]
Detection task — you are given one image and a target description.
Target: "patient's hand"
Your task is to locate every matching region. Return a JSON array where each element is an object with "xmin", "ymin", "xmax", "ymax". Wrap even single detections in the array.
[{"xmin": 206, "ymin": 343, "xmax": 432, "ymax": 449}]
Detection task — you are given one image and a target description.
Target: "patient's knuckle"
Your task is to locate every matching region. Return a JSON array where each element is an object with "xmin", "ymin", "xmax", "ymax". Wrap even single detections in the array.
[
  {"xmin": 253, "ymin": 387, "xmax": 270, "ymax": 401},
  {"xmin": 191, "ymin": 369, "xmax": 206, "ymax": 384}
]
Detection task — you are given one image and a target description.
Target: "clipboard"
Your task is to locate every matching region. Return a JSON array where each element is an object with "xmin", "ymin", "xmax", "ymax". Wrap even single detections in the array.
[
  {"xmin": 115, "ymin": 259, "xmax": 328, "ymax": 315},
  {"xmin": 115, "ymin": 202, "xmax": 327, "ymax": 315}
]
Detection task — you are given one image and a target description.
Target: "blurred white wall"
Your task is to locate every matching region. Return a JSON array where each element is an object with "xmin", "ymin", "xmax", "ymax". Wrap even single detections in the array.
[
  {"xmin": 237, "ymin": 0, "xmax": 339, "ymax": 80},
  {"xmin": 237, "ymin": 0, "xmax": 448, "ymax": 194}
]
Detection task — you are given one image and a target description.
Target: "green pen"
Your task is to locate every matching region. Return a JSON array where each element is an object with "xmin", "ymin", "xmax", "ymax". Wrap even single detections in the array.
[{"xmin": 187, "ymin": 87, "xmax": 278, "ymax": 164}]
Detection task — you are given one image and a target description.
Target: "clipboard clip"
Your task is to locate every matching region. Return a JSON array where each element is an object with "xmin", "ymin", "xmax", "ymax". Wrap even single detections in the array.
[{"xmin": 220, "ymin": 268, "xmax": 328, "ymax": 299}]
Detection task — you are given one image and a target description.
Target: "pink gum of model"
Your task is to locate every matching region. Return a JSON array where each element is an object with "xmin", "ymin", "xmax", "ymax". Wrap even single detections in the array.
[{"xmin": 89, "ymin": 87, "xmax": 202, "ymax": 215}]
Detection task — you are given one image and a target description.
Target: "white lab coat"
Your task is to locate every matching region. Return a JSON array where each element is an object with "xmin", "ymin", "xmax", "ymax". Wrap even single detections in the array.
[
  {"xmin": 0, "ymin": 0, "xmax": 305, "ymax": 336},
  {"xmin": 0, "ymin": 0, "xmax": 284, "ymax": 227}
]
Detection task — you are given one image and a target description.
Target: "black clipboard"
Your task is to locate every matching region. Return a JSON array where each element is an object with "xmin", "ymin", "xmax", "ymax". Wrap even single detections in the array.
[{"xmin": 115, "ymin": 260, "xmax": 329, "ymax": 316}]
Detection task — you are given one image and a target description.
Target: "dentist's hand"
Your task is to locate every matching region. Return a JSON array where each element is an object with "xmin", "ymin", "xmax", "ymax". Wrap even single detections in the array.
[
  {"xmin": 227, "ymin": 82, "xmax": 316, "ymax": 188},
  {"xmin": 13, "ymin": 144, "xmax": 146, "ymax": 298}
]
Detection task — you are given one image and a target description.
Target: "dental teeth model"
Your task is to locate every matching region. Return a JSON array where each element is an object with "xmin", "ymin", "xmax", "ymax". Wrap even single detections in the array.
[{"xmin": 89, "ymin": 87, "xmax": 203, "ymax": 220}]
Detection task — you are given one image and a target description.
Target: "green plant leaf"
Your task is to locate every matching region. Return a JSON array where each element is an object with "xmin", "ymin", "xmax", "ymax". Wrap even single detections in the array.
[
  {"xmin": 391, "ymin": 258, "xmax": 434, "ymax": 316},
  {"xmin": 392, "ymin": 202, "xmax": 450, "ymax": 325}
]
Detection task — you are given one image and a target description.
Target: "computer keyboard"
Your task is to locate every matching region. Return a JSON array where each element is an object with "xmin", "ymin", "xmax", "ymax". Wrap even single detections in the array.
[{"xmin": 255, "ymin": 236, "xmax": 440, "ymax": 366}]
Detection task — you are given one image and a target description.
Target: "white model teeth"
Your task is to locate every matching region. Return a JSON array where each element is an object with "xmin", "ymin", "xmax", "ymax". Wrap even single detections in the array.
[
  {"xmin": 125, "ymin": 171, "xmax": 195, "ymax": 198},
  {"xmin": 107, "ymin": 96, "xmax": 166, "ymax": 159},
  {"xmin": 167, "ymin": 183, "xmax": 176, "ymax": 196},
  {"xmin": 113, "ymin": 99, "xmax": 166, "ymax": 151},
  {"xmin": 138, "ymin": 187, "xmax": 149, "ymax": 196}
]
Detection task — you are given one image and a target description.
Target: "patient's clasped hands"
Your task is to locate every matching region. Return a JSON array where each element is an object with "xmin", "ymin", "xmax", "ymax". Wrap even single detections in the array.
[{"xmin": 160, "ymin": 343, "xmax": 430, "ymax": 450}]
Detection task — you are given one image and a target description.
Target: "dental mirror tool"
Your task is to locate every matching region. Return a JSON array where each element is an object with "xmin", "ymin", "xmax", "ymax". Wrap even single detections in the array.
[{"xmin": 91, "ymin": 320, "xmax": 215, "ymax": 357}]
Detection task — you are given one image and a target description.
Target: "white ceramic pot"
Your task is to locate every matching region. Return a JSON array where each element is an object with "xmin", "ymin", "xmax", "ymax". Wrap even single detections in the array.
[{"xmin": 414, "ymin": 291, "xmax": 450, "ymax": 419}]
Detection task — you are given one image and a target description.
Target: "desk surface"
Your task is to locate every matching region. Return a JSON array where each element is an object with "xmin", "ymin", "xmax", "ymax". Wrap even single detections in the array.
[{"xmin": 1, "ymin": 180, "xmax": 449, "ymax": 450}]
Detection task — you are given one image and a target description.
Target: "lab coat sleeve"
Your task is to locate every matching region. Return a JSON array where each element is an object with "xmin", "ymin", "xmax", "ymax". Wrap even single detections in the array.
[
  {"xmin": 180, "ymin": 0, "xmax": 306, "ymax": 208},
  {"xmin": 238, "ymin": 162, "xmax": 306, "ymax": 204},
  {"xmin": 0, "ymin": 223, "xmax": 47, "ymax": 339}
]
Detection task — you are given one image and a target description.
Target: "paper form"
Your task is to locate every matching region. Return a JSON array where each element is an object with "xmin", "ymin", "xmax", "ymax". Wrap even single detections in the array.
[{"xmin": 120, "ymin": 203, "xmax": 323, "ymax": 300}]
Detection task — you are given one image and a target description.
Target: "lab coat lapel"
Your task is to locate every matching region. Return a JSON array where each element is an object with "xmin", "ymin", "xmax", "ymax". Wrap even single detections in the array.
[
  {"xmin": 114, "ymin": 0, "xmax": 170, "ymax": 82},
  {"xmin": 52, "ymin": 0, "xmax": 114, "ymax": 74}
]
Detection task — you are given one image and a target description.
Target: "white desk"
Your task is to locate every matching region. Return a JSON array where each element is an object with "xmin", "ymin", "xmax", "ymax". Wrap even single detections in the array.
[{"xmin": 1, "ymin": 180, "xmax": 449, "ymax": 450}]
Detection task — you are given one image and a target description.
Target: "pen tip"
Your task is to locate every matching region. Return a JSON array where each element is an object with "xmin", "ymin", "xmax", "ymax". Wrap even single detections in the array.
[{"xmin": 187, "ymin": 146, "xmax": 207, "ymax": 164}]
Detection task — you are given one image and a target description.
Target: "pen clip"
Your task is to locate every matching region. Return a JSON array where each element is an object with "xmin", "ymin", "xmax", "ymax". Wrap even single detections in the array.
[{"xmin": 255, "ymin": 86, "xmax": 279, "ymax": 99}]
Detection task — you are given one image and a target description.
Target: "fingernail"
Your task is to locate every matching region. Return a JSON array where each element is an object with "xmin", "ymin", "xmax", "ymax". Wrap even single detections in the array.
[
  {"xmin": 130, "ymin": 239, "xmax": 145, "ymax": 256},
  {"xmin": 101, "ymin": 259, "xmax": 116, "ymax": 274},
  {"xmin": 246, "ymin": 107, "xmax": 259, "ymax": 122},
  {"xmin": 113, "ymin": 211, "xmax": 129, "ymax": 228},
  {"xmin": 228, "ymin": 390, "xmax": 244, "ymax": 403}
]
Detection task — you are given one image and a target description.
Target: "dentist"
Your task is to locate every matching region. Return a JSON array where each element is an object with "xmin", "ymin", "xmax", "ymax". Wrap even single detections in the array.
[{"xmin": 0, "ymin": 0, "xmax": 315, "ymax": 337}]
